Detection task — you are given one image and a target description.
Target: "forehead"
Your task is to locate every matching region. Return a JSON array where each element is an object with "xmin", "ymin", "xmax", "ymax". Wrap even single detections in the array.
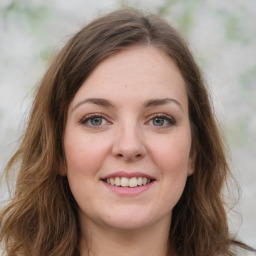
[{"xmin": 70, "ymin": 46, "xmax": 188, "ymax": 111}]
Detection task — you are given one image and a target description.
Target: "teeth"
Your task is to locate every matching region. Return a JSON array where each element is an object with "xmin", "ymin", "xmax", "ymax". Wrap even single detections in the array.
[
  {"xmin": 110, "ymin": 177, "xmax": 115, "ymax": 185},
  {"xmin": 142, "ymin": 177, "xmax": 147, "ymax": 185},
  {"xmin": 121, "ymin": 177, "xmax": 129, "ymax": 187},
  {"xmin": 105, "ymin": 177, "xmax": 152, "ymax": 187},
  {"xmin": 129, "ymin": 177, "xmax": 137, "ymax": 187},
  {"xmin": 115, "ymin": 177, "xmax": 121, "ymax": 186}
]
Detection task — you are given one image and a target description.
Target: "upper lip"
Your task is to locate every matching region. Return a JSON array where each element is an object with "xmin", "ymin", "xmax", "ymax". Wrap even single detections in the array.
[{"xmin": 101, "ymin": 171, "xmax": 156, "ymax": 180}]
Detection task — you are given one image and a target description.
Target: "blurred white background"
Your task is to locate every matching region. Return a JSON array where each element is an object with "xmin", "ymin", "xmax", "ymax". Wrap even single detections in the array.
[{"xmin": 0, "ymin": 0, "xmax": 255, "ymax": 247}]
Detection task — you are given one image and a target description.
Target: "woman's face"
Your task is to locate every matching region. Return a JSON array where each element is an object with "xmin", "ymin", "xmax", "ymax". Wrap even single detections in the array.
[{"xmin": 64, "ymin": 46, "xmax": 194, "ymax": 233}]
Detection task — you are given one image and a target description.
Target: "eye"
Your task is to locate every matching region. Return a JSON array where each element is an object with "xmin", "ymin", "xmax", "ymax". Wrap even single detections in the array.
[
  {"xmin": 148, "ymin": 115, "xmax": 175, "ymax": 128},
  {"xmin": 80, "ymin": 114, "xmax": 109, "ymax": 128}
]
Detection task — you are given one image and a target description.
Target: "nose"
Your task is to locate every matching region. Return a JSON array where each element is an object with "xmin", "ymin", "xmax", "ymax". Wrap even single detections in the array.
[{"xmin": 112, "ymin": 123, "xmax": 146, "ymax": 161}]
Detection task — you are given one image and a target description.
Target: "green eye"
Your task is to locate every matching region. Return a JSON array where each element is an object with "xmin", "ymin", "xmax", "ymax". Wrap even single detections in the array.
[
  {"xmin": 89, "ymin": 117, "xmax": 103, "ymax": 126},
  {"xmin": 152, "ymin": 117, "xmax": 165, "ymax": 126},
  {"xmin": 149, "ymin": 115, "xmax": 175, "ymax": 127},
  {"xmin": 80, "ymin": 115, "xmax": 108, "ymax": 128}
]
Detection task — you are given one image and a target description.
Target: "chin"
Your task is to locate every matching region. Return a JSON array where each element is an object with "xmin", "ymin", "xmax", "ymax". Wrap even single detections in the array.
[
  {"xmin": 104, "ymin": 218, "xmax": 152, "ymax": 232},
  {"xmin": 100, "ymin": 207, "xmax": 169, "ymax": 232}
]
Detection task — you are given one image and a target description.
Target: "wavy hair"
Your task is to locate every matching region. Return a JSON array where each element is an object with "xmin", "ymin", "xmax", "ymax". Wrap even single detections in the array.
[{"xmin": 0, "ymin": 8, "xmax": 254, "ymax": 256}]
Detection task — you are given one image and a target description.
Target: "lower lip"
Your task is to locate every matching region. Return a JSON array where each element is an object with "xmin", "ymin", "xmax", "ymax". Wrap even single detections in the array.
[{"xmin": 102, "ymin": 181, "xmax": 155, "ymax": 195}]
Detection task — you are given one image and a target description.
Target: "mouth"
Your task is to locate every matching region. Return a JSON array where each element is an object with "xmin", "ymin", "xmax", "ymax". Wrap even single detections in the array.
[{"xmin": 102, "ymin": 176, "xmax": 155, "ymax": 188}]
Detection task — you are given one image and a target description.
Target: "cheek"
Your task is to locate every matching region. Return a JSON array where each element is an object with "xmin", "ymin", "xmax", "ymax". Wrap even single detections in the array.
[
  {"xmin": 156, "ymin": 137, "xmax": 191, "ymax": 205},
  {"xmin": 64, "ymin": 133, "xmax": 108, "ymax": 209},
  {"xmin": 64, "ymin": 132, "xmax": 109, "ymax": 176},
  {"xmin": 150, "ymin": 132, "xmax": 192, "ymax": 174}
]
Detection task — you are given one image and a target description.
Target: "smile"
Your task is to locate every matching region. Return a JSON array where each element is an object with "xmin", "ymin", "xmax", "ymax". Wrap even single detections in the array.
[{"xmin": 104, "ymin": 177, "xmax": 152, "ymax": 187}]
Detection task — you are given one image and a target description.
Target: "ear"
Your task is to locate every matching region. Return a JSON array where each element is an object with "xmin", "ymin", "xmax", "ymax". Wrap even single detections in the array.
[
  {"xmin": 59, "ymin": 159, "xmax": 67, "ymax": 176},
  {"xmin": 187, "ymin": 152, "xmax": 196, "ymax": 176}
]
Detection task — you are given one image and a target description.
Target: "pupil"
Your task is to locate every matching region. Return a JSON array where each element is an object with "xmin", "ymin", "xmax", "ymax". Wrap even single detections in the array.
[
  {"xmin": 91, "ymin": 117, "xmax": 102, "ymax": 126},
  {"xmin": 153, "ymin": 117, "xmax": 164, "ymax": 126}
]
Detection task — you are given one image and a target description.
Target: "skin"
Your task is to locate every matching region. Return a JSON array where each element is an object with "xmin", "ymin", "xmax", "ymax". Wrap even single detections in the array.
[{"xmin": 64, "ymin": 46, "xmax": 194, "ymax": 256}]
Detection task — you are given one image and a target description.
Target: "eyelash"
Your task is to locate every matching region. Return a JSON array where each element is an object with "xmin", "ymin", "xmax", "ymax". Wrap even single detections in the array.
[
  {"xmin": 79, "ymin": 113, "xmax": 110, "ymax": 128},
  {"xmin": 147, "ymin": 114, "xmax": 176, "ymax": 128},
  {"xmin": 79, "ymin": 113, "xmax": 176, "ymax": 129}
]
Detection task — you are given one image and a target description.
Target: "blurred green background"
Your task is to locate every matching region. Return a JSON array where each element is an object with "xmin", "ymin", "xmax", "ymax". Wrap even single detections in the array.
[{"xmin": 0, "ymin": 0, "xmax": 255, "ymax": 247}]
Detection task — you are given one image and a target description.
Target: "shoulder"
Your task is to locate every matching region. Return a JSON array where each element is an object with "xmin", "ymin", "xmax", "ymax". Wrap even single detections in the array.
[
  {"xmin": 229, "ymin": 244, "xmax": 256, "ymax": 256},
  {"xmin": 234, "ymin": 248, "xmax": 256, "ymax": 256},
  {"xmin": 241, "ymin": 253, "xmax": 256, "ymax": 256}
]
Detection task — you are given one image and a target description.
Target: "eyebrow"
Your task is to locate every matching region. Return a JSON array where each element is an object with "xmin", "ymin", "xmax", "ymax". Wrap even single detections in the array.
[
  {"xmin": 72, "ymin": 98, "xmax": 115, "ymax": 112},
  {"xmin": 72, "ymin": 97, "xmax": 183, "ymax": 112},
  {"xmin": 144, "ymin": 98, "xmax": 184, "ymax": 112}
]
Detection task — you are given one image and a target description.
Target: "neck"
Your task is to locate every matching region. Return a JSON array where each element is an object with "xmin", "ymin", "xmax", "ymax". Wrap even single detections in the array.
[{"xmin": 79, "ymin": 217, "xmax": 174, "ymax": 256}]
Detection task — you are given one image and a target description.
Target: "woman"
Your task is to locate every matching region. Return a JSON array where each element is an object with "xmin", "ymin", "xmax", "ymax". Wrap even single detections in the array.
[{"xmin": 0, "ymin": 8, "xmax": 255, "ymax": 256}]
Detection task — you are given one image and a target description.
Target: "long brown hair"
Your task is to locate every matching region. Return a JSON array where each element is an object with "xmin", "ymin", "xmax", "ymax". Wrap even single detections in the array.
[{"xmin": 0, "ymin": 8, "xmax": 254, "ymax": 256}]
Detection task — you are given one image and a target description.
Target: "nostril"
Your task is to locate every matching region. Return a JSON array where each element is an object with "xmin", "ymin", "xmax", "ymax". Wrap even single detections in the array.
[{"xmin": 115, "ymin": 152, "xmax": 142, "ymax": 160}]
